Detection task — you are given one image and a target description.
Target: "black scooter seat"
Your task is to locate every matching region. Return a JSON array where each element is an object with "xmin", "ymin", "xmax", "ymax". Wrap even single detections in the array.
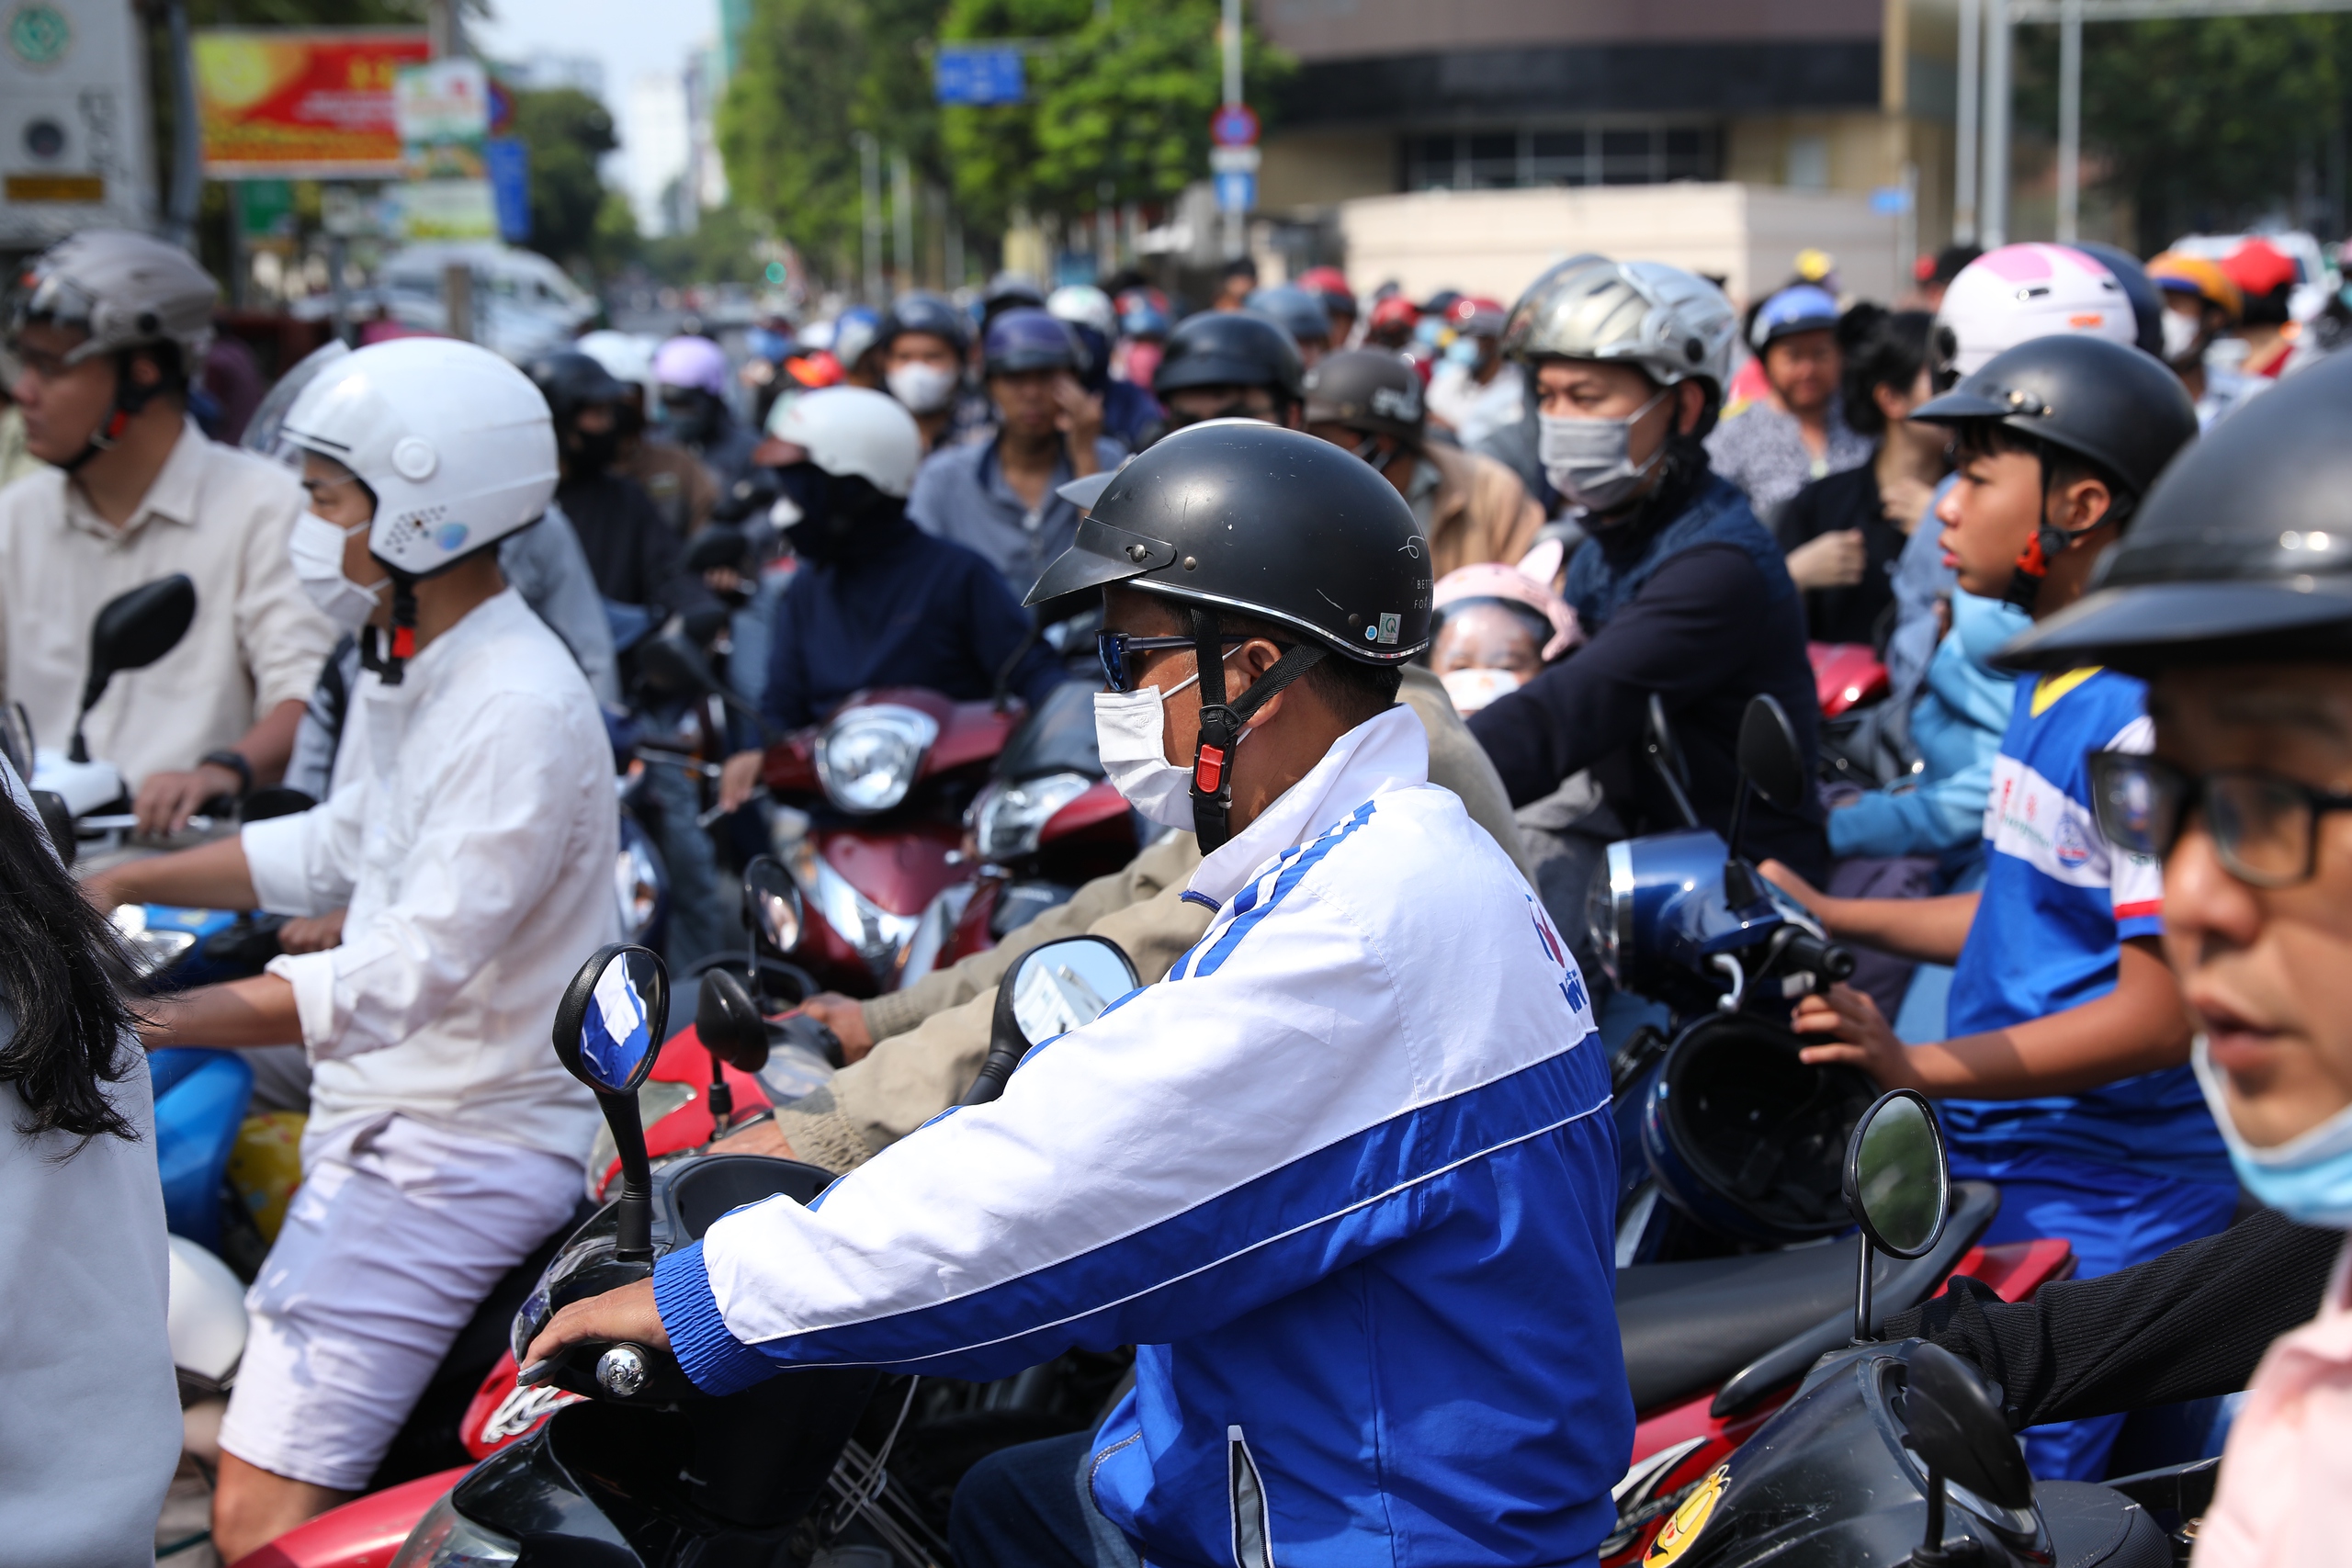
[{"xmin": 1616, "ymin": 1242, "xmax": 1867, "ymax": 1414}]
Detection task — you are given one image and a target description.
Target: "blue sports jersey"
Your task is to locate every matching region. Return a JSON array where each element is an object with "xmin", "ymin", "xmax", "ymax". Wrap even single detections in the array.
[{"xmin": 1939, "ymin": 668, "xmax": 2229, "ymax": 1180}]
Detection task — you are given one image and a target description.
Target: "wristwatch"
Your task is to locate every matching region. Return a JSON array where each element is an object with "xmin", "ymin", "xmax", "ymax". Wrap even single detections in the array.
[{"xmin": 199, "ymin": 749, "xmax": 254, "ymax": 798}]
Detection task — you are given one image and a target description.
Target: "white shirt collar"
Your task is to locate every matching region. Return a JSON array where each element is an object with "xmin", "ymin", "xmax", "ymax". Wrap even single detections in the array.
[{"xmin": 1187, "ymin": 704, "xmax": 1429, "ymax": 907}]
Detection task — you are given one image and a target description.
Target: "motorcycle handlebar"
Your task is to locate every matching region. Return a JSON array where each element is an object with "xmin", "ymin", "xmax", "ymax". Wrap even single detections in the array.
[{"xmin": 1780, "ymin": 931, "xmax": 1857, "ymax": 986}]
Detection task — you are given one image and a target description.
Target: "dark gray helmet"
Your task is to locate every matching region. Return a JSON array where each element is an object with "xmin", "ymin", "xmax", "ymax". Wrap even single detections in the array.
[
  {"xmin": 1153, "ymin": 310, "xmax": 1306, "ymax": 402},
  {"xmin": 1025, "ymin": 421, "xmax": 1430, "ymax": 848},
  {"xmin": 1911, "ymin": 333, "xmax": 2196, "ymax": 506},
  {"xmin": 879, "ymin": 290, "xmax": 970, "ymax": 355},
  {"xmin": 2069, "ymin": 243, "xmax": 2167, "ymax": 359},
  {"xmin": 1301, "ymin": 349, "xmax": 1425, "ymax": 443},
  {"xmin": 527, "ymin": 350, "xmax": 634, "ymax": 425},
  {"xmin": 1997, "ymin": 348, "xmax": 2352, "ymax": 673}
]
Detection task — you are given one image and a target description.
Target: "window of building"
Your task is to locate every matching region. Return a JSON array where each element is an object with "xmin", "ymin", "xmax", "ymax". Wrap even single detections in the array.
[{"xmin": 1399, "ymin": 124, "xmax": 1721, "ymax": 192}]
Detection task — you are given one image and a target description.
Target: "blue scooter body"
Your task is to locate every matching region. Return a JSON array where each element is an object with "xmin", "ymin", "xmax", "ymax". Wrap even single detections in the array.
[{"xmin": 151, "ymin": 1047, "xmax": 253, "ymax": 1251}]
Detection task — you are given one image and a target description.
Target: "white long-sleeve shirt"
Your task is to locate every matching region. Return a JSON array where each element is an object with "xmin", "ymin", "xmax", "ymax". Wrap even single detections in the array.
[{"xmin": 243, "ymin": 589, "xmax": 617, "ymax": 1162}]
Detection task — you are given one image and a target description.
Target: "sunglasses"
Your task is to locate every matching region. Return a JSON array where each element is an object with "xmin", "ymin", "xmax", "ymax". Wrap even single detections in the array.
[
  {"xmin": 1095, "ymin": 631, "xmax": 1252, "ymax": 694},
  {"xmin": 2088, "ymin": 751, "xmax": 2352, "ymax": 888}
]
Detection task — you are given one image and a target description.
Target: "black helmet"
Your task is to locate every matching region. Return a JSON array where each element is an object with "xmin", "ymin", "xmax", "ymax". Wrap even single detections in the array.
[
  {"xmin": 1911, "ymin": 333, "xmax": 2195, "ymax": 504},
  {"xmin": 1152, "ymin": 310, "xmax": 1305, "ymax": 402},
  {"xmin": 1244, "ymin": 284, "xmax": 1333, "ymax": 347},
  {"xmin": 1301, "ymin": 349, "xmax": 1426, "ymax": 444},
  {"xmin": 1024, "ymin": 422, "xmax": 1431, "ymax": 848},
  {"xmin": 2070, "ymin": 242, "xmax": 2167, "ymax": 358},
  {"xmin": 528, "ymin": 350, "xmax": 633, "ymax": 425},
  {"xmin": 1998, "ymin": 348, "xmax": 2352, "ymax": 673},
  {"xmin": 980, "ymin": 271, "xmax": 1046, "ymax": 328},
  {"xmin": 983, "ymin": 307, "xmax": 1083, "ymax": 378},
  {"xmin": 879, "ymin": 290, "xmax": 970, "ymax": 356}
]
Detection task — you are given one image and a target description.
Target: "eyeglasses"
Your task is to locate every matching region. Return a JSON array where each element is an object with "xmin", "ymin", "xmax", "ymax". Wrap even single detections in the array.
[
  {"xmin": 1095, "ymin": 631, "xmax": 1251, "ymax": 694},
  {"xmin": 2088, "ymin": 751, "xmax": 2352, "ymax": 888}
]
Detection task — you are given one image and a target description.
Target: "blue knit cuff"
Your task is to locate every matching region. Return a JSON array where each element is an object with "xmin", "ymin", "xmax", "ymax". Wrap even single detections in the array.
[{"xmin": 652, "ymin": 1240, "xmax": 779, "ymax": 1395}]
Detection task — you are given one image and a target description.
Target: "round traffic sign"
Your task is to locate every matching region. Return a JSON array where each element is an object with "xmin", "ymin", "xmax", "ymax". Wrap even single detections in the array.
[{"xmin": 1211, "ymin": 103, "xmax": 1261, "ymax": 148}]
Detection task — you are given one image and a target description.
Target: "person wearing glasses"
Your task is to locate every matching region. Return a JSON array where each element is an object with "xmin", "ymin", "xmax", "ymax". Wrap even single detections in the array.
[
  {"xmin": 1758, "ymin": 333, "xmax": 2216, "ymax": 1483},
  {"xmin": 1884, "ymin": 346, "xmax": 2352, "ymax": 1562}
]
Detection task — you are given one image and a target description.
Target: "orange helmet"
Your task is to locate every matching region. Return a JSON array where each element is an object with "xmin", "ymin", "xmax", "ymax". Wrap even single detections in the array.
[{"xmin": 2146, "ymin": 252, "xmax": 2244, "ymax": 322}]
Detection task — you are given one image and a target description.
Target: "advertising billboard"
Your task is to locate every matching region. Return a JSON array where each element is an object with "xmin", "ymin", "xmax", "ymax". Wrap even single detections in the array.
[{"xmin": 195, "ymin": 28, "xmax": 430, "ymax": 178}]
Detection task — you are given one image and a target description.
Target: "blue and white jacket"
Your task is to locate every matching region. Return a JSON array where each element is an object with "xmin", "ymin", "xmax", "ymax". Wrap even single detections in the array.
[{"xmin": 653, "ymin": 705, "xmax": 1631, "ymax": 1568}]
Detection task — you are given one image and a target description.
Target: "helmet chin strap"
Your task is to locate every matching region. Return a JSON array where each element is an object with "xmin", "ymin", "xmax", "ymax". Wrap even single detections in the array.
[
  {"xmin": 59, "ymin": 350, "xmax": 161, "ymax": 474},
  {"xmin": 1187, "ymin": 605, "xmax": 1328, "ymax": 852},
  {"xmin": 359, "ymin": 573, "xmax": 420, "ymax": 686},
  {"xmin": 2003, "ymin": 446, "xmax": 2129, "ymax": 615}
]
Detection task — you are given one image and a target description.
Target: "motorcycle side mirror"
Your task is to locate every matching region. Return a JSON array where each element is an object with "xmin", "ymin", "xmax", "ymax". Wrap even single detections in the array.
[
  {"xmin": 1843, "ymin": 1087, "xmax": 1951, "ymax": 1345},
  {"xmin": 636, "ymin": 628, "xmax": 774, "ymax": 740},
  {"xmin": 1642, "ymin": 694, "xmax": 1700, "ymax": 830},
  {"xmin": 743, "ymin": 854, "xmax": 802, "ymax": 957},
  {"xmin": 552, "ymin": 943, "xmax": 669, "ymax": 1263},
  {"xmin": 1722, "ymin": 694, "xmax": 1804, "ymax": 906},
  {"xmin": 1902, "ymin": 1340, "xmax": 2035, "ymax": 1563},
  {"xmin": 695, "ymin": 967, "xmax": 768, "ymax": 1131},
  {"xmin": 74, "ymin": 574, "xmax": 197, "ymax": 762},
  {"xmin": 961, "ymin": 936, "xmax": 1139, "ymax": 1107}
]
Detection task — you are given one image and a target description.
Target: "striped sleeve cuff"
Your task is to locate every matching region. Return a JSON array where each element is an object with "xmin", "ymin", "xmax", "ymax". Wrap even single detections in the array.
[{"xmin": 652, "ymin": 1240, "xmax": 779, "ymax": 1395}]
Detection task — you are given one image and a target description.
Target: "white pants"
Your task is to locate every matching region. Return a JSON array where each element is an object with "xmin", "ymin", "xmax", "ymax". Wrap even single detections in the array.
[{"xmin": 218, "ymin": 1113, "xmax": 582, "ymax": 1491}]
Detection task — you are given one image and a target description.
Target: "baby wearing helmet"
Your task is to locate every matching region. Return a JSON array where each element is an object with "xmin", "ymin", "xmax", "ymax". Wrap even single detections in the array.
[{"xmin": 85, "ymin": 338, "xmax": 622, "ymax": 1559}]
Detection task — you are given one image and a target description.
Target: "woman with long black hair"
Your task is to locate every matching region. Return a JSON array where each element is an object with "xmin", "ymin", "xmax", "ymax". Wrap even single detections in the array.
[{"xmin": 0, "ymin": 757, "xmax": 179, "ymax": 1563}]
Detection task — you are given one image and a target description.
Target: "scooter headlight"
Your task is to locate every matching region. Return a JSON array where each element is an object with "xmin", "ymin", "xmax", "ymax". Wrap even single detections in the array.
[
  {"xmin": 816, "ymin": 705, "xmax": 939, "ymax": 815},
  {"xmin": 390, "ymin": 1490, "xmax": 519, "ymax": 1567},
  {"xmin": 969, "ymin": 772, "xmax": 1092, "ymax": 862},
  {"xmin": 1587, "ymin": 840, "xmax": 1634, "ymax": 986},
  {"xmin": 110, "ymin": 905, "xmax": 198, "ymax": 980}
]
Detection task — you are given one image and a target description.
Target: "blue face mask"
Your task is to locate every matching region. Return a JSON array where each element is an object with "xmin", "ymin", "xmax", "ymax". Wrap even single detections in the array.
[
  {"xmin": 1444, "ymin": 336, "xmax": 1485, "ymax": 367},
  {"xmin": 2193, "ymin": 1038, "xmax": 2352, "ymax": 1228}
]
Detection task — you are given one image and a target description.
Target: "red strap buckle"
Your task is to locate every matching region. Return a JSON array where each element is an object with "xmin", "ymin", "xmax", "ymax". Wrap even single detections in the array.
[
  {"xmin": 1193, "ymin": 744, "xmax": 1227, "ymax": 794},
  {"xmin": 391, "ymin": 626, "xmax": 416, "ymax": 660}
]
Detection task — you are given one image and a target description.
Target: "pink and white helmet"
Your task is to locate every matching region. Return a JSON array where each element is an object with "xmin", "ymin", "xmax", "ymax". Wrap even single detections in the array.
[{"xmin": 1935, "ymin": 243, "xmax": 2136, "ymax": 378}]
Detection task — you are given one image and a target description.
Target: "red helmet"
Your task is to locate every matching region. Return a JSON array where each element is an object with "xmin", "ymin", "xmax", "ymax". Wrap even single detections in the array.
[
  {"xmin": 1448, "ymin": 294, "xmax": 1509, "ymax": 336},
  {"xmin": 2222, "ymin": 238, "xmax": 2299, "ymax": 299},
  {"xmin": 1368, "ymin": 295, "xmax": 1419, "ymax": 333},
  {"xmin": 1296, "ymin": 265, "xmax": 1354, "ymax": 314}
]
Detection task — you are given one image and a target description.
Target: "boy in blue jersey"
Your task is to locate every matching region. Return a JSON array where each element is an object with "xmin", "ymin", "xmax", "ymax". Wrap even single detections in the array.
[{"xmin": 1763, "ymin": 334, "xmax": 2223, "ymax": 1481}]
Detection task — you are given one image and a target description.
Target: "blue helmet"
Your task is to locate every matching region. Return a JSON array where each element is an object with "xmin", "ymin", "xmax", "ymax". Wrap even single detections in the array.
[
  {"xmin": 1748, "ymin": 284, "xmax": 1841, "ymax": 351},
  {"xmin": 983, "ymin": 307, "xmax": 1085, "ymax": 378},
  {"xmin": 1245, "ymin": 284, "xmax": 1333, "ymax": 346},
  {"xmin": 881, "ymin": 290, "xmax": 971, "ymax": 356}
]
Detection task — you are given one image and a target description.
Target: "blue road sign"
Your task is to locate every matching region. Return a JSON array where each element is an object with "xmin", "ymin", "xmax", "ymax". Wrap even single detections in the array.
[
  {"xmin": 486, "ymin": 136, "xmax": 530, "ymax": 243},
  {"xmin": 935, "ymin": 45, "xmax": 1025, "ymax": 106},
  {"xmin": 1215, "ymin": 170, "xmax": 1256, "ymax": 214}
]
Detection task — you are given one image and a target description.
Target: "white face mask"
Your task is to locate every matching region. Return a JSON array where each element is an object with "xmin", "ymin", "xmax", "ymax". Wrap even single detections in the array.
[
  {"xmin": 1538, "ymin": 389, "xmax": 1670, "ymax": 514},
  {"xmin": 1440, "ymin": 666, "xmax": 1524, "ymax": 714},
  {"xmin": 2160, "ymin": 308, "xmax": 2204, "ymax": 365},
  {"xmin": 289, "ymin": 511, "xmax": 383, "ymax": 634},
  {"xmin": 1091, "ymin": 654, "xmax": 1247, "ymax": 830},
  {"xmin": 886, "ymin": 362, "xmax": 959, "ymax": 415}
]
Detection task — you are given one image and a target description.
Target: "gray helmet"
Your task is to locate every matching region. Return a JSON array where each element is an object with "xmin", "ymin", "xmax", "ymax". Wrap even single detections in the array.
[
  {"xmin": 1997, "ymin": 348, "xmax": 2352, "ymax": 674},
  {"xmin": 1302, "ymin": 349, "xmax": 1425, "ymax": 444},
  {"xmin": 1501, "ymin": 254, "xmax": 1737, "ymax": 428},
  {"xmin": 1245, "ymin": 285, "xmax": 1333, "ymax": 346},
  {"xmin": 9, "ymin": 230, "xmax": 217, "ymax": 368}
]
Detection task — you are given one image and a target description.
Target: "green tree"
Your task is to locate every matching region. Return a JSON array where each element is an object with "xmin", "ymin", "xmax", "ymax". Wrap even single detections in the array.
[
  {"xmin": 939, "ymin": 0, "xmax": 1290, "ymax": 236},
  {"xmin": 507, "ymin": 86, "xmax": 622, "ymax": 272},
  {"xmin": 718, "ymin": 0, "xmax": 949, "ymax": 284},
  {"xmin": 2016, "ymin": 16, "xmax": 2352, "ymax": 253}
]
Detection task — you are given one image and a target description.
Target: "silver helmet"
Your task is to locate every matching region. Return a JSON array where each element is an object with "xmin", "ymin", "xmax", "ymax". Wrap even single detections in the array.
[
  {"xmin": 1501, "ymin": 254, "xmax": 1738, "ymax": 425},
  {"xmin": 8, "ymin": 229, "xmax": 218, "ymax": 368}
]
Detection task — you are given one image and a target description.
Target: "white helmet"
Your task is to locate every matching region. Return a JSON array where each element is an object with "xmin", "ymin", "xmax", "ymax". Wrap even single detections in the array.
[
  {"xmin": 760, "ymin": 386, "xmax": 922, "ymax": 499},
  {"xmin": 1047, "ymin": 284, "xmax": 1117, "ymax": 337},
  {"xmin": 1501, "ymin": 254, "xmax": 1739, "ymax": 429},
  {"xmin": 280, "ymin": 338, "xmax": 558, "ymax": 577},
  {"xmin": 1935, "ymin": 243, "xmax": 2136, "ymax": 379}
]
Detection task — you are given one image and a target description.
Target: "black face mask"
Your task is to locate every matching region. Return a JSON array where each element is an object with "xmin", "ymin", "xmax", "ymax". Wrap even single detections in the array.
[
  {"xmin": 778, "ymin": 464, "xmax": 901, "ymax": 567},
  {"xmin": 662, "ymin": 390, "xmax": 722, "ymax": 446},
  {"xmin": 567, "ymin": 424, "xmax": 621, "ymax": 475}
]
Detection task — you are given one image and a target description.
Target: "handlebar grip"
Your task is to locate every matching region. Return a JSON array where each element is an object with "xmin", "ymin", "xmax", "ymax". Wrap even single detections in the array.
[{"xmin": 1781, "ymin": 932, "xmax": 1858, "ymax": 986}]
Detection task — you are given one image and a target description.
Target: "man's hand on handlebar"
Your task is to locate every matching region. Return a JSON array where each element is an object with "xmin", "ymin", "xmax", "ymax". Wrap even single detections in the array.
[
  {"xmin": 277, "ymin": 908, "xmax": 346, "ymax": 953},
  {"xmin": 1792, "ymin": 982, "xmax": 1921, "ymax": 1091},
  {"xmin": 717, "ymin": 750, "xmax": 764, "ymax": 813},
  {"xmin": 796, "ymin": 992, "xmax": 873, "ymax": 1064},
  {"xmin": 134, "ymin": 762, "xmax": 243, "ymax": 837},
  {"xmin": 711, "ymin": 1118, "xmax": 799, "ymax": 1159},
  {"xmin": 523, "ymin": 1277, "xmax": 668, "ymax": 1374}
]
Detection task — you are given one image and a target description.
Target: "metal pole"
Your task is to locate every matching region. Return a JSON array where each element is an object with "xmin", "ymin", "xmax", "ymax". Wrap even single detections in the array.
[
  {"xmin": 857, "ymin": 132, "xmax": 882, "ymax": 304},
  {"xmin": 164, "ymin": 1, "xmax": 201, "ymax": 250},
  {"xmin": 1220, "ymin": 0, "xmax": 1244, "ymax": 261},
  {"xmin": 2056, "ymin": 0, "xmax": 2083, "ymax": 241},
  {"xmin": 1981, "ymin": 0, "xmax": 2012, "ymax": 247},
  {"xmin": 890, "ymin": 151, "xmax": 913, "ymax": 292},
  {"xmin": 426, "ymin": 0, "xmax": 454, "ymax": 59},
  {"xmin": 1955, "ymin": 0, "xmax": 1981, "ymax": 244},
  {"xmin": 947, "ymin": 214, "xmax": 964, "ymax": 292}
]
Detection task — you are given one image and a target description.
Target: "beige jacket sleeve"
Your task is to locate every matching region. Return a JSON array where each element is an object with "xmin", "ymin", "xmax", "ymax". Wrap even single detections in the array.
[
  {"xmin": 231, "ymin": 457, "xmax": 339, "ymax": 714},
  {"xmin": 777, "ymin": 678, "xmax": 1537, "ymax": 1174}
]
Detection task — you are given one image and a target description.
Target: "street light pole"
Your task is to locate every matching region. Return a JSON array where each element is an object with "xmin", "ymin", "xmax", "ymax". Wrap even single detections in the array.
[
  {"xmin": 1954, "ymin": 0, "xmax": 1981, "ymax": 244},
  {"xmin": 2056, "ymin": 0, "xmax": 2083, "ymax": 240},
  {"xmin": 1220, "ymin": 0, "xmax": 1244, "ymax": 261},
  {"xmin": 857, "ymin": 132, "xmax": 882, "ymax": 305},
  {"xmin": 1981, "ymin": 0, "xmax": 2012, "ymax": 246},
  {"xmin": 891, "ymin": 150, "xmax": 913, "ymax": 293}
]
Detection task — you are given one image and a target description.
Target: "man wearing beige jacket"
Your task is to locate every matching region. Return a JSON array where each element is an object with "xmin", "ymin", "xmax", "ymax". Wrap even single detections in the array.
[{"xmin": 727, "ymin": 662, "xmax": 1534, "ymax": 1173}]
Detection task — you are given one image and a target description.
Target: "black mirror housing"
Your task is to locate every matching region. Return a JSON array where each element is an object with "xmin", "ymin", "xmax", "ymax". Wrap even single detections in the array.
[
  {"xmin": 1736, "ymin": 693, "xmax": 1808, "ymax": 813},
  {"xmin": 1904, "ymin": 1339, "xmax": 2035, "ymax": 1509},
  {"xmin": 74, "ymin": 574, "xmax": 197, "ymax": 761}
]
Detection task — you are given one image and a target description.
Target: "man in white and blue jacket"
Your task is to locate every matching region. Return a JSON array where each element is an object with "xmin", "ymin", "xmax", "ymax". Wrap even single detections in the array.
[{"xmin": 529, "ymin": 423, "xmax": 1631, "ymax": 1568}]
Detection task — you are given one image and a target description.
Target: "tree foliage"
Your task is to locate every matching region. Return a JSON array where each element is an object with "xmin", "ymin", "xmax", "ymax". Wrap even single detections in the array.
[
  {"xmin": 939, "ymin": 0, "xmax": 1290, "ymax": 235},
  {"xmin": 2016, "ymin": 16, "xmax": 2352, "ymax": 252},
  {"xmin": 718, "ymin": 0, "xmax": 948, "ymax": 281},
  {"xmin": 508, "ymin": 87, "xmax": 621, "ymax": 272}
]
